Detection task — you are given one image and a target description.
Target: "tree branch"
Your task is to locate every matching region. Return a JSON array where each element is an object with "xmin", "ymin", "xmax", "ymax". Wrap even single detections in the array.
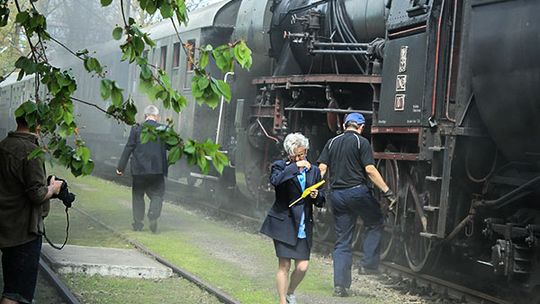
[
  {"xmin": 169, "ymin": 17, "xmax": 196, "ymax": 69},
  {"xmin": 70, "ymin": 96, "xmax": 109, "ymax": 114},
  {"xmin": 48, "ymin": 35, "xmax": 84, "ymax": 60},
  {"xmin": 120, "ymin": 0, "xmax": 128, "ymax": 27}
]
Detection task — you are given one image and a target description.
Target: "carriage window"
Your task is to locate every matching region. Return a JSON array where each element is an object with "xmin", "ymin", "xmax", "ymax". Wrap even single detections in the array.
[
  {"xmin": 159, "ymin": 46, "xmax": 167, "ymax": 70},
  {"xmin": 186, "ymin": 39, "xmax": 196, "ymax": 71},
  {"xmin": 173, "ymin": 43, "xmax": 181, "ymax": 68}
]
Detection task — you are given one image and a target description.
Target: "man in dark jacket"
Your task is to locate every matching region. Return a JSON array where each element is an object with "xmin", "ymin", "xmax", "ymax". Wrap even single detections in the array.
[
  {"xmin": 0, "ymin": 116, "xmax": 63, "ymax": 304},
  {"xmin": 317, "ymin": 113, "xmax": 397, "ymax": 297},
  {"xmin": 116, "ymin": 105, "xmax": 168, "ymax": 233}
]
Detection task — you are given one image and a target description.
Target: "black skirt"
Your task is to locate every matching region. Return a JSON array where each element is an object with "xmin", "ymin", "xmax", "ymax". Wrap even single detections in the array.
[{"xmin": 274, "ymin": 238, "xmax": 310, "ymax": 260}]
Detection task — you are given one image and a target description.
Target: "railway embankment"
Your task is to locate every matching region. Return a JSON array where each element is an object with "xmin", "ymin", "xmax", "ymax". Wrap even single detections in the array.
[{"xmin": 41, "ymin": 166, "xmax": 441, "ymax": 303}]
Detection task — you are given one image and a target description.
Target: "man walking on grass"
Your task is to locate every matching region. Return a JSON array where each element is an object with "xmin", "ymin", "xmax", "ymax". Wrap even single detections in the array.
[{"xmin": 117, "ymin": 105, "xmax": 168, "ymax": 233}]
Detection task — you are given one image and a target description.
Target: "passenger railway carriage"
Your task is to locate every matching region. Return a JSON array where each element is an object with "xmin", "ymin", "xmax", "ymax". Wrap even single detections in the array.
[{"xmin": 1, "ymin": 0, "xmax": 539, "ymax": 298}]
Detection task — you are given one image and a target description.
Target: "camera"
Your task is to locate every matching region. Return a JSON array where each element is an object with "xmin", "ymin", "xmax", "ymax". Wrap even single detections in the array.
[{"xmin": 47, "ymin": 176, "xmax": 76, "ymax": 208}]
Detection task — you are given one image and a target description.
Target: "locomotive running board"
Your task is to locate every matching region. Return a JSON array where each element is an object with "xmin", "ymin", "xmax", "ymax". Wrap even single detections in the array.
[{"xmin": 252, "ymin": 74, "xmax": 382, "ymax": 85}]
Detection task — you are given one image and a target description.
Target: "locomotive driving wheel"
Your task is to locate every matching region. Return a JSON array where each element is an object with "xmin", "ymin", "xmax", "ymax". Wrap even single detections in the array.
[
  {"xmin": 376, "ymin": 159, "xmax": 400, "ymax": 260},
  {"xmin": 402, "ymin": 174, "xmax": 435, "ymax": 272}
]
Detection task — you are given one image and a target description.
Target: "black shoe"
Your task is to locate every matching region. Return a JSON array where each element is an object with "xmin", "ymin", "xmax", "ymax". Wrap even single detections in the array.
[
  {"xmin": 333, "ymin": 286, "xmax": 349, "ymax": 297},
  {"xmin": 132, "ymin": 223, "xmax": 143, "ymax": 231},
  {"xmin": 149, "ymin": 219, "xmax": 158, "ymax": 233},
  {"xmin": 358, "ymin": 266, "xmax": 380, "ymax": 275}
]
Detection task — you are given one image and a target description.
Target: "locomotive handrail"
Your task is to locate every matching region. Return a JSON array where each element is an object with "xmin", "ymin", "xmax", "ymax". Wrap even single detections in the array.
[{"xmin": 215, "ymin": 72, "xmax": 235, "ymax": 145}]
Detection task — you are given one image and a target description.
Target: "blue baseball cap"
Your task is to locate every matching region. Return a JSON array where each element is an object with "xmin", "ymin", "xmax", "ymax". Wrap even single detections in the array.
[{"xmin": 344, "ymin": 113, "xmax": 365, "ymax": 124}]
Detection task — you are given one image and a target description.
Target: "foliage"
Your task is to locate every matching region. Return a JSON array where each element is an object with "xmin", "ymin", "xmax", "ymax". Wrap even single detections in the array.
[{"xmin": 0, "ymin": 0, "xmax": 252, "ymax": 176}]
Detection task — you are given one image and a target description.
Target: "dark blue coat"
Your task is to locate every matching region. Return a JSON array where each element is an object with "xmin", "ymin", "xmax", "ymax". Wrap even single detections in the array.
[
  {"xmin": 117, "ymin": 120, "xmax": 168, "ymax": 176},
  {"xmin": 260, "ymin": 159, "xmax": 325, "ymax": 247}
]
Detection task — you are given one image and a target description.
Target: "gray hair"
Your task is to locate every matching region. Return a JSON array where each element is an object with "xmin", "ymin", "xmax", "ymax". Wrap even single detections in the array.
[
  {"xmin": 283, "ymin": 133, "xmax": 309, "ymax": 156},
  {"xmin": 144, "ymin": 105, "xmax": 159, "ymax": 116}
]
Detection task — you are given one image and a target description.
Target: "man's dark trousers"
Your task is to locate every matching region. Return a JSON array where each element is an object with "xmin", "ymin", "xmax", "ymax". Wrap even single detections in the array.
[
  {"xmin": 132, "ymin": 174, "xmax": 165, "ymax": 229},
  {"xmin": 331, "ymin": 184, "xmax": 383, "ymax": 288}
]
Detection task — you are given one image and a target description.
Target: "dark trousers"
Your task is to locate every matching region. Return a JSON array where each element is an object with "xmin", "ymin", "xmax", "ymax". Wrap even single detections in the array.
[
  {"xmin": 330, "ymin": 184, "xmax": 383, "ymax": 288},
  {"xmin": 132, "ymin": 174, "xmax": 165, "ymax": 227},
  {"xmin": 1, "ymin": 236, "xmax": 42, "ymax": 304}
]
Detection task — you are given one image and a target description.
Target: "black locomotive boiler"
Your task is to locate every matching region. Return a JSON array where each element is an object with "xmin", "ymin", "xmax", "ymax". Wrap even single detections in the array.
[{"xmin": 1, "ymin": 0, "xmax": 539, "ymax": 298}]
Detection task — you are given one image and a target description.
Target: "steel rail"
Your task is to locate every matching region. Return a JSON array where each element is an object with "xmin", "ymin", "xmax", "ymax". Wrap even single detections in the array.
[
  {"xmin": 73, "ymin": 207, "xmax": 240, "ymax": 304},
  {"xmin": 39, "ymin": 257, "xmax": 81, "ymax": 304}
]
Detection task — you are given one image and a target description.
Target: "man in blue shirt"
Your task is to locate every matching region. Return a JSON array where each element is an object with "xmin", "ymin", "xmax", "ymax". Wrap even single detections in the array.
[{"xmin": 318, "ymin": 113, "xmax": 397, "ymax": 297}]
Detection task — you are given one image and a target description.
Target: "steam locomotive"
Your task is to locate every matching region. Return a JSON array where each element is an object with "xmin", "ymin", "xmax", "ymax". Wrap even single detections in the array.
[{"xmin": 1, "ymin": 0, "xmax": 539, "ymax": 297}]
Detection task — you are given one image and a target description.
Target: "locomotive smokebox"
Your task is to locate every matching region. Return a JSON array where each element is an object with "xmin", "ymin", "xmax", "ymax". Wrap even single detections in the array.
[
  {"xmin": 269, "ymin": 0, "xmax": 387, "ymax": 75},
  {"xmin": 471, "ymin": 0, "xmax": 540, "ymax": 163}
]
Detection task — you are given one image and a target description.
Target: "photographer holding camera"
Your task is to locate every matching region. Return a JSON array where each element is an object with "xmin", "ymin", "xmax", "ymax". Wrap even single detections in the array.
[{"xmin": 0, "ymin": 116, "xmax": 63, "ymax": 304}]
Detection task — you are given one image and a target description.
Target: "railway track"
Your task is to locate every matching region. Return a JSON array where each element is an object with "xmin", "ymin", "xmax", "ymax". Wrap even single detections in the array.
[
  {"xmin": 312, "ymin": 238, "xmax": 514, "ymax": 304},
  {"xmin": 72, "ymin": 207, "xmax": 240, "ymax": 304},
  {"xmin": 39, "ymin": 257, "xmax": 80, "ymax": 304},
  {"xmin": 380, "ymin": 262, "xmax": 512, "ymax": 304}
]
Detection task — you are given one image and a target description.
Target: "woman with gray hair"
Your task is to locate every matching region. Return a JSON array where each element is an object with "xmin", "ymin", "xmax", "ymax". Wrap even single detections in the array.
[{"xmin": 260, "ymin": 132, "xmax": 325, "ymax": 304}]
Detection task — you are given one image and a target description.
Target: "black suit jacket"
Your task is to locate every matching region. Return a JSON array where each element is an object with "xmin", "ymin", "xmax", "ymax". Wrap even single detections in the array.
[
  {"xmin": 260, "ymin": 159, "xmax": 325, "ymax": 247},
  {"xmin": 117, "ymin": 120, "xmax": 168, "ymax": 176}
]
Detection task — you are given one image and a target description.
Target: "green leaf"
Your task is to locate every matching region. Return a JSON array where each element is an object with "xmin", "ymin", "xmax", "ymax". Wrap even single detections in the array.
[
  {"xmin": 63, "ymin": 111, "xmax": 73, "ymax": 125},
  {"xmin": 79, "ymin": 146, "xmax": 91, "ymax": 163},
  {"xmin": 191, "ymin": 86, "xmax": 204, "ymax": 100},
  {"xmin": 184, "ymin": 141, "xmax": 196, "ymax": 154},
  {"xmin": 212, "ymin": 151, "xmax": 228, "ymax": 175},
  {"xmin": 111, "ymin": 88, "xmax": 123, "ymax": 107},
  {"xmin": 199, "ymin": 52, "xmax": 209, "ymax": 69},
  {"xmin": 27, "ymin": 147, "xmax": 45, "ymax": 161},
  {"xmin": 146, "ymin": 1, "xmax": 157, "ymax": 14},
  {"xmin": 22, "ymin": 100, "xmax": 37, "ymax": 113},
  {"xmin": 142, "ymin": 34, "xmax": 156, "ymax": 47},
  {"xmin": 160, "ymin": 3, "xmax": 173, "ymax": 18},
  {"xmin": 203, "ymin": 90, "xmax": 220, "ymax": 109},
  {"xmin": 197, "ymin": 76, "xmax": 210, "ymax": 91},
  {"xmin": 133, "ymin": 36, "xmax": 145, "ymax": 56},
  {"xmin": 140, "ymin": 65, "xmax": 152, "ymax": 80},
  {"xmin": 168, "ymin": 145, "xmax": 181, "ymax": 165},
  {"xmin": 212, "ymin": 79, "xmax": 231, "ymax": 101},
  {"xmin": 234, "ymin": 41, "xmax": 253, "ymax": 69},
  {"xmin": 100, "ymin": 79, "xmax": 112, "ymax": 100},
  {"xmin": 14, "ymin": 105, "xmax": 25, "ymax": 118},
  {"xmin": 15, "ymin": 12, "xmax": 29, "ymax": 24},
  {"xmin": 165, "ymin": 136, "xmax": 179, "ymax": 147},
  {"xmin": 112, "ymin": 26, "xmax": 123, "ymax": 40},
  {"xmin": 100, "ymin": 0, "xmax": 113, "ymax": 6},
  {"xmin": 81, "ymin": 160, "xmax": 94, "ymax": 175}
]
